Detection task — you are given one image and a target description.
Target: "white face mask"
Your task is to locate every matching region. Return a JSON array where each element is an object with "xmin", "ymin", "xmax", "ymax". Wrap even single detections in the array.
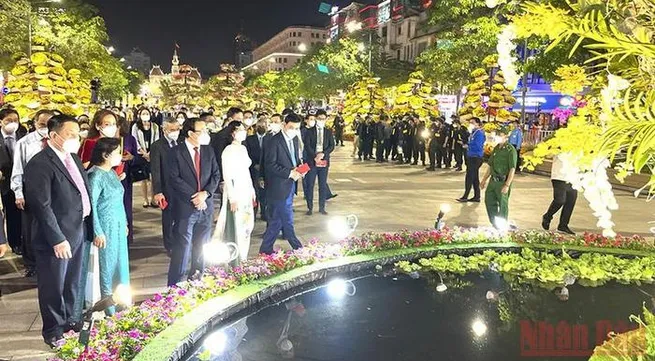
[
  {"xmin": 56, "ymin": 132, "xmax": 80, "ymax": 153},
  {"xmin": 177, "ymin": 117, "xmax": 186, "ymax": 125},
  {"xmin": 166, "ymin": 131, "xmax": 180, "ymax": 142},
  {"xmin": 110, "ymin": 152, "xmax": 122, "ymax": 167},
  {"xmin": 317, "ymin": 120, "xmax": 326, "ymax": 128},
  {"xmin": 244, "ymin": 118, "xmax": 254, "ymax": 126},
  {"xmin": 140, "ymin": 115, "xmax": 151, "ymax": 122},
  {"xmin": 36, "ymin": 127, "xmax": 49, "ymax": 137},
  {"xmin": 269, "ymin": 123, "xmax": 281, "ymax": 134},
  {"xmin": 198, "ymin": 132, "xmax": 211, "ymax": 145},
  {"xmin": 4, "ymin": 122, "xmax": 19, "ymax": 134},
  {"xmin": 285, "ymin": 127, "xmax": 300, "ymax": 139},
  {"xmin": 100, "ymin": 125, "xmax": 117, "ymax": 138},
  {"xmin": 307, "ymin": 121, "xmax": 316, "ymax": 128},
  {"xmin": 234, "ymin": 130, "xmax": 247, "ymax": 142}
]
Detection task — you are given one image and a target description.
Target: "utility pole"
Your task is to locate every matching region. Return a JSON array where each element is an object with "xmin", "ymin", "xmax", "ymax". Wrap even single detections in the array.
[{"xmin": 520, "ymin": 38, "xmax": 528, "ymax": 125}]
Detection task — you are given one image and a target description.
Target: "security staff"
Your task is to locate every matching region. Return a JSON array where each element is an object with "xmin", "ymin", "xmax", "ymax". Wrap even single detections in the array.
[
  {"xmin": 412, "ymin": 117, "xmax": 427, "ymax": 166},
  {"xmin": 480, "ymin": 126, "xmax": 517, "ymax": 228},
  {"xmin": 452, "ymin": 119, "xmax": 469, "ymax": 171},
  {"xmin": 426, "ymin": 117, "xmax": 440, "ymax": 171},
  {"xmin": 401, "ymin": 116, "xmax": 415, "ymax": 164}
]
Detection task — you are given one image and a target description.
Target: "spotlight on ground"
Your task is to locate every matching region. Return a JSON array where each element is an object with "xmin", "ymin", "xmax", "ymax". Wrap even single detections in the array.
[
  {"xmin": 204, "ymin": 330, "xmax": 228, "ymax": 355},
  {"xmin": 434, "ymin": 203, "xmax": 451, "ymax": 230},
  {"xmin": 493, "ymin": 216, "xmax": 510, "ymax": 233},
  {"xmin": 326, "ymin": 278, "xmax": 357, "ymax": 299},
  {"xmin": 472, "ymin": 319, "xmax": 488, "ymax": 337},
  {"xmin": 328, "ymin": 214, "xmax": 358, "ymax": 240},
  {"xmin": 204, "ymin": 242, "xmax": 239, "ymax": 265},
  {"xmin": 435, "ymin": 272, "xmax": 447, "ymax": 292}
]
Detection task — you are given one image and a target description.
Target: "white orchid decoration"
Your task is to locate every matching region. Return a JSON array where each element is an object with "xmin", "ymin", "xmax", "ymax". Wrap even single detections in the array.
[{"xmin": 497, "ymin": 25, "xmax": 521, "ymax": 90}]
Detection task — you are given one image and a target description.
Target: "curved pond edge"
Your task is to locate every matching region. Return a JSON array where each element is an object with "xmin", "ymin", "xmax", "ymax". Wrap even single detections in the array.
[{"xmin": 134, "ymin": 242, "xmax": 653, "ymax": 361}]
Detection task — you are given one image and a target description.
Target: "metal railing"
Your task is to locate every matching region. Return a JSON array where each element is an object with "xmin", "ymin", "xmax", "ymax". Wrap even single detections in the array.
[{"xmin": 523, "ymin": 129, "xmax": 555, "ymax": 146}]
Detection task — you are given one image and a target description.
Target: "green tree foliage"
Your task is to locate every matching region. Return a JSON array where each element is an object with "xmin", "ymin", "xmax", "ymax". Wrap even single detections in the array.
[{"xmin": 0, "ymin": 0, "xmax": 31, "ymax": 69}]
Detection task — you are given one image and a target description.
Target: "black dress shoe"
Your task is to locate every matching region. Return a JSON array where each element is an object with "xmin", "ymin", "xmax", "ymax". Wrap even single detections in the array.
[
  {"xmin": 327, "ymin": 194, "xmax": 338, "ymax": 200},
  {"xmin": 426, "ymin": 167, "xmax": 436, "ymax": 171},
  {"xmin": 456, "ymin": 197, "xmax": 468, "ymax": 203},
  {"xmin": 468, "ymin": 198, "xmax": 481, "ymax": 203},
  {"xmin": 557, "ymin": 226, "xmax": 575, "ymax": 235},
  {"xmin": 64, "ymin": 321, "xmax": 83, "ymax": 333},
  {"xmin": 319, "ymin": 210, "xmax": 328, "ymax": 215},
  {"xmin": 24, "ymin": 269, "xmax": 37, "ymax": 278},
  {"xmin": 12, "ymin": 247, "xmax": 22, "ymax": 255},
  {"xmin": 455, "ymin": 167, "xmax": 463, "ymax": 171},
  {"xmin": 541, "ymin": 215, "xmax": 551, "ymax": 231},
  {"xmin": 306, "ymin": 210, "xmax": 313, "ymax": 216},
  {"xmin": 44, "ymin": 334, "xmax": 64, "ymax": 349}
]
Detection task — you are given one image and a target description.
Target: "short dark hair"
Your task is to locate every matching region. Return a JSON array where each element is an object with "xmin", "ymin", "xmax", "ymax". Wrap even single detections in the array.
[
  {"xmin": 175, "ymin": 112, "xmax": 187, "ymax": 120},
  {"xmin": 285, "ymin": 113, "xmax": 302, "ymax": 124},
  {"xmin": 33, "ymin": 109, "xmax": 54, "ymax": 122},
  {"xmin": 0, "ymin": 108, "xmax": 19, "ymax": 120},
  {"xmin": 90, "ymin": 137, "xmax": 120, "ymax": 167},
  {"xmin": 199, "ymin": 112, "xmax": 214, "ymax": 122},
  {"xmin": 470, "ymin": 117, "xmax": 482, "ymax": 126},
  {"xmin": 227, "ymin": 107, "xmax": 243, "ymax": 119},
  {"xmin": 137, "ymin": 107, "xmax": 150, "ymax": 118},
  {"xmin": 270, "ymin": 113, "xmax": 282, "ymax": 121},
  {"xmin": 47, "ymin": 113, "xmax": 78, "ymax": 133},
  {"xmin": 315, "ymin": 109, "xmax": 327, "ymax": 117},
  {"xmin": 282, "ymin": 108, "xmax": 293, "ymax": 117},
  {"xmin": 181, "ymin": 117, "xmax": 203, "ymax": 138},
  {"xmin": 243, "ymin": 110, "xmax": 254, "ymax": 117},
  {"xmin": 225, "ymin": 120, "xmax": 242, "ymax": 137}
]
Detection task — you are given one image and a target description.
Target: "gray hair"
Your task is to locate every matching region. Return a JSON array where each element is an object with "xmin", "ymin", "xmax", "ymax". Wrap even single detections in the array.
[{"xmin": 163, "ymin": 116, "xmax": 177, "ymax": 125}]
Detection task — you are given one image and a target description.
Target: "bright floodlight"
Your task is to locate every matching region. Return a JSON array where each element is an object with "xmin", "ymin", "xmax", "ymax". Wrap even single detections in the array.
[
  {"xmin": 472, "ymin": 319, "xmax": 488, "ymax": 336},
  {"xmin": 357, "ymin": 42, "xmax": 366, "ymax": 52},
  {"xmin": 327, "ymin": 279, "xmax": 348, "ymax": 299},
  {"xmin": 114, "ymin": 284, "xmax": 132, "ymax": 307},
  {"xmin": 203, "ymin": 242, "xmax": 239, "ymax": 265},
  {"xmin": 298, "ymin": 43, "xmax": 307, "ymax": 52},
  {"xmin": 347, "ymin": 21, "xmax": 363, "ymax": 33},
  {"xmin": 494, "ymin": 216, "xmax": 510, "ymax": 233},
  {"xmin": 328, "ymin": 215, "xmax": 358, "ymax": 240},
  {"xmin": 440, "ymin": 203, "xmax": 451, "ymax": 214},
  {"xmin": 204, "ymin": 330, "xmax": 227, "ymax": 355},
  {"xmin": 436, "ymin": 283, "xmax": 447, "ymax": 292}
]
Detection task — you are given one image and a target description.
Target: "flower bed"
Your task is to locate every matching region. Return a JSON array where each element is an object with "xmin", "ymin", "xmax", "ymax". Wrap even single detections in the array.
[{"xmin": 52, "ymin": 228, "xmax": 653, "ymax": 361}]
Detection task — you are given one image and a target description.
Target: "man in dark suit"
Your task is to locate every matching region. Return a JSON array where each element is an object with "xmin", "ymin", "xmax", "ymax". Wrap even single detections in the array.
[
  {"xmin": 259, "ymin": 113, "xmax": 304, "ymax": 255},
  {"xmin": 302, "ymin": 109, "xmax": 335, "ymax": 215},
  {"xmin": 333, "ymin": 112, "xmax": 345, "ymax": 146},
  {"xmin": 259, "ymin": 113, "xmax": 283, "ymax": 222},
  {"xmin": 151, "ymin": 117, "xmax": 181, "ymax": 254},
  {"xmin": 0, "ymin": 108, "xmax": 24, "ymax": 255},
  {"xmin": 167, "ymin": 117, "xmax": 220, "ymax": 286},
  {"xmin": 24, "ymin": 114, "xmax": 91, "ymax": 347},
  {"xmin": 246, "ymin": 118, "xmax": 267, "ymax": 220}
]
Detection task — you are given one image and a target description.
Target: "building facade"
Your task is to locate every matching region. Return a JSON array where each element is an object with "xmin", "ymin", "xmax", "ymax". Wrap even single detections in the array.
[
  {"xmin": 234, "ymin": 32, "xmax": 255, "ymax": 69},
  {"xmin": 243, "ymin": 26, "xmax": 328, "ymax": 73},
  {"xmin": 123, "ymin": 48, "xmax": 152, "ymax": 75},
  {"xmin": 145, "ymin": 48, "xmax": 202, "ymax": 96}
]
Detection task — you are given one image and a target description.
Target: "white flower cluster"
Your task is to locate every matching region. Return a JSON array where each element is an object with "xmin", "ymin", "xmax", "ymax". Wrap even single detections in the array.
[
  {"xmin": 558, "ymin": 152, "xmax": 619, "ymax": 237},
  {"xmin": 497, "ymin": 25, "xmax": 521, "ymax": 90},
  {"xmin": 599, "ymin": 74, "xmax": 630, "ymax": 127},
  {"xmin": 485, "ymin": 0, "xmax": 502, "ymax": 8}
]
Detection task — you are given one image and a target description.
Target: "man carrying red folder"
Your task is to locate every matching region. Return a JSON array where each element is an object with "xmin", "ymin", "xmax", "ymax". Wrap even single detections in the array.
[
  {"xmin": 301, "ymin": 109, "xmax": 335, "ymax": 215},
  {"xmin": 259, "ymin": 113, "xmax": 306, "ymax": 255}
]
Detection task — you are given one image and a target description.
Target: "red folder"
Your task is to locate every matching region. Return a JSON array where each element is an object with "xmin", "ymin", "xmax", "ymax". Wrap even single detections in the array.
[
  {"xmin": 158, "ymin": 198, "xmax": 168, "ymax": 210},
  {"xmin": 296, "ymin": 163, "xmax": 310, "ymax": 175}
]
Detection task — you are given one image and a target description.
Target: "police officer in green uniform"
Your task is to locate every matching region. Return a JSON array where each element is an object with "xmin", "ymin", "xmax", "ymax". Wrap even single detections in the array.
[{"xmin": 480, "ymin": 125, "xmax": 517, "ymax": 227}]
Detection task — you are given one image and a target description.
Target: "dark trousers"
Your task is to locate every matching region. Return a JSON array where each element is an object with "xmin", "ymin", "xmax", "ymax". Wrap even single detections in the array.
[
  {"xmin": 35, "ymin": 239, "xmax": 84, "ymax": 339},
  {"xmin": 305, "ymin": 166, "xmax": 329, "ymax": 212},
  {"xmin": 512, "ymin": 144, "xmax": 522, "ymax": 172},
  {"xmin": 367, "ymin": 138, "xmax": 374, "ymax": 158},
  {"xmin": 256, "ymin": 185, "xmax": 267, "ymax": 219},
  {"xmin": 428, "ymin": 140, "xmax": 440, "ymax": 168},
  {"xmin": 443, "ymin": 144, "xmax": 453, "ymax": 168},
  {"xmin": 390, "ymin": 138, "xmax": 399, "ymax": 160},
  {"xmin": 335, "ymin": 130, "xmax": 343, "ymax": 145},
  {"xmin": 463, "ymin": 156, "xmax": 483, "ymax": 200},
  {"xmin": 413, "ymin": 142, "xmax": 426, "ymax": 164},
  {"xmin": 454, "ymin": 146, "xmax": 464, "ymax": 168},
  {"xmin": 358, "ymin": 137, "xmax": 371, "ymax": 159},
  {"xmin": 1, "ymin": 191, "xmax": 22, "ymax": 250},
  {"xmin": 402, "ymin": 138, "xmax": 413, "ymax": 162},
  {"xmin": 260, "ymin": 184, "xmax": 302, "ymax": 254},
  {"xmin": 21, "ymin": 210, "xmax": 36, "ymax": 270},
  {"xmin": 167, "ymin": 208, "xmax": 213, "ymax": 286},
  {"xmin": 161, "ymin": 199, "xmax": 175, "ymax": 252},
  {"xmin": 383, "ymin": 139, "xmax": 392, "ymax": 160},
  {"xmin": 375, "ymin": 140, "xmax": 385, "ymax": 161},
  {"xmin": 544, "ymin": 180, "xmax": 577, "ymax": 228}
]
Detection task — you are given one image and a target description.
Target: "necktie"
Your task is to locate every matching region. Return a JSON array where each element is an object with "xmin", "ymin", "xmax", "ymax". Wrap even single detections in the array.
[
  {"xmin": 41, "ymin": 137, "xmax": 48, "ymax": 149},
  {"xmin": 288, "ymin": 139, "xmax": 296, "ymax": 166},
  {"xmin": 318, "ymin": 128, "xmax": 323, "ymax": 148},
  {"xmin": 170, "ymin": 140, "xmax": 176, "ymax": 147},
  {"xmin": 193, "ymin": 147, "xmax": 201, "ymax": 191},
  {"xmin": 64, "ymin": 154, "xmax": 91, "ymax": 217},
  {"xmin": 258, "ymin": 136, "xmax": 263, "ymax": 149},
  {"xmin": 6, "ymin": 136, "xmax": 14, "ymax": 157}
]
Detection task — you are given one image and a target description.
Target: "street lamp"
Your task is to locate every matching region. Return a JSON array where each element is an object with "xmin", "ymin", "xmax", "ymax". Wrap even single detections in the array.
[
  {"xmin": 346, "ymin": 21, "xmax": 372, "ymax": 73},
  {"xmin": 106, "ymin": 46, "xmax": 115, "ymax": 54},
  {"xmin": 298, "ymin": 43, "xmax": 307, "ymax": 52}
]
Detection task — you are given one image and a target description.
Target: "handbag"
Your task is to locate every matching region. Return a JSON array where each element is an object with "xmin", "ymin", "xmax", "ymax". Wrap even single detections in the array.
[
  {"xmin": 84, "ymin": 244, "xmax": 101, "ymax": 309},
  {"xmin": 130, "ymin": 155, "xmax": 150, "ymax": 182}
]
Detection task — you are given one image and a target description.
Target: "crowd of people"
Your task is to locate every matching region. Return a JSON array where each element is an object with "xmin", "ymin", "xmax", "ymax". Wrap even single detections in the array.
[{"xmin": 0, "ymin": 103, "xmax": 578, "ymax": 348}]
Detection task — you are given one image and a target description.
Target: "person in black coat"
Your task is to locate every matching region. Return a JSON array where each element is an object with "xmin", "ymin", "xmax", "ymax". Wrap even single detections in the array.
[
  {"xmin": 452, "ymin": 119, "xmax": 469, "ymax": 171},
  {"xmin": 301, "ymin": 109, "xmax": 335, "ymax": 215},
  {"xmin": 374, "ymin": 115, "xmax": 386, "ymax": 163},
  {"xmin": 427, "ymin": 117, "xmax": 440, "ymax": 171},
  {"xmin": 24, "ymin": 114, "xmax": 92, "ymax": 347},
  {"xmin": 333, "ymin": 112, "xmax": 345, "ymax": 146},
  {"xmin": 0, "ymin": 108, "xmax": 24, "ymax": 255},
  {"xmin": 401, "ymin": 116, "xmax": 416, "ymax": 164},
  {"xmin": 259, "ymin": 113, "xmax": 304, "ymax": 254},
  {"xmin": 150, "ymin": 117, "xmax": 181, "ymax": 254},
  {"xmin": 167, "ymin": 118, "xmax": 220, "ymax": 286},
  {"xmin": 245, "ymin": 119, "xmax": 267, "ymax": 220},
  {"xmin": 390, "ymin": 118, "xmax": 402, "ymax": 161},
  {"xmin": 412, "ymin": 118, "xmax": 427, "ymax": 166}
]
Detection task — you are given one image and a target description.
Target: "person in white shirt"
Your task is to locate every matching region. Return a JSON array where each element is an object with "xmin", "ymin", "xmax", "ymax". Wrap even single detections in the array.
[
  {"xmin": 11, "ymin": 109, "xmax": 54, "ymax": 276},
  {"xmin": 213, "ymin": 121, "xmax": 256, "ymax": 263},
  {"xmin": 542, "ymin": 154, "xmax": 577, "ymax": 235}
]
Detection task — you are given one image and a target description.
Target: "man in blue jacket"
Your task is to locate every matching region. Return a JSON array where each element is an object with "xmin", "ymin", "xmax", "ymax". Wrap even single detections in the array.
[{"xmin": 457, "ymin": 117, "xmax": 486, "ymax": 203}]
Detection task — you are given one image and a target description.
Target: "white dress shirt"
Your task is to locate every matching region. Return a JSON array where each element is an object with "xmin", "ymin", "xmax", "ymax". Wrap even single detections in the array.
[
  {"xmin": 11, "ymin": 131, "xmax": 47, "ymax": 199},
  {"xmin": 316, "ymin": 126, "xmax": 324, "ymax": 153},
  {"xmin": 551, "ymin": 154, "xmax": 567, "ymax": 182},
  {"xmin": 185, "ymin": 139, "xmax": 199, "ymax": 161}
]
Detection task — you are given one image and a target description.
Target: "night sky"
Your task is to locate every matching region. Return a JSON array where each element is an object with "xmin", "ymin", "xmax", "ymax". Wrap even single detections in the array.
[{"xmin": 87, "ymin": 0, "xmax": 377, "ymax": 76}]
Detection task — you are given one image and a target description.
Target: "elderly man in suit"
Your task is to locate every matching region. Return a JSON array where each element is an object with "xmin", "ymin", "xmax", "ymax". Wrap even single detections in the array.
[
  {"xmin": 24, "ymin": 114, "xmax": 92, "ymax": 347},
  {"xmin": 245, "ymin": 118, "xmax": 267, "ymax": 221},
  {"xmin": 302, "ymin": 109, "xmax": 335, "ymax": 215},
  {"xmin": 150, "ymin": 117, "xmax": 181, "ymax": 255},
  {"xmin": 0, "ymin": 108, "xmax": 25, "ymax": 255},
  {"xmin": 167, "ymin": 117, "xmax": 220, "ymax": 286},
  {"xmin": 259, "ymin": 113, "xmax": 305, "ymax": 255}
]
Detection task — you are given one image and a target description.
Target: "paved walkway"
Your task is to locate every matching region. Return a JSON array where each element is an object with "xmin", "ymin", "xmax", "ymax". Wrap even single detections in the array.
[{"xmin": 0, "ymin": 144, "xmax": 652, "ymax": 360}]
